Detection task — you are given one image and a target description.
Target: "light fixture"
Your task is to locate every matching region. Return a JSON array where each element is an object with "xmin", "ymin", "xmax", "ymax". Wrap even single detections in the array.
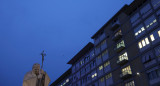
[{"xmin": 137, "ymin": 72, "xmax": 140, "ymax": 75}]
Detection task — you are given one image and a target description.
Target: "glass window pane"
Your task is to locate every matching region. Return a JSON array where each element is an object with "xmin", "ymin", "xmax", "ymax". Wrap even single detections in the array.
[
  {"xmin": 140, "ymin": 4, "xmax": 151, "ymax": 15},
  {"xmin": 144, "ymin": 15, "xmax": 157, "ymax": 30},
  {"xmin": 142, "ymin": 40, "xmax": 146, "ymax": 47},
  {"xmin": 145, "ymin": 38, "xmax": 150, "ymax": 44},
  {"xmin": 158, "ymin": 30, "xmax": 160, "ymax": 37},
  {"xmin": 138, "ymin": 42, "xmax": 142, "ymax": 48},
  {"xmin": 150, "ymin": 34, "xmax": 155, "ymax": 41}
]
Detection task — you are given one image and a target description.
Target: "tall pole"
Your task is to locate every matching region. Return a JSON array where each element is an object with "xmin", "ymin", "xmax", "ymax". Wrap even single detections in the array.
[
  {"xmin": 39, "ymin": 50, "xmax": 46, "ymax": 86},
  {"xmin": 41, "ymin": 50, "xmax": 46, "ymax": 69}
]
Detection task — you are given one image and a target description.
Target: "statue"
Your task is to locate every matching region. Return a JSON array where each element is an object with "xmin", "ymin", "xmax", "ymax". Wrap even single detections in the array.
[{"xmin": 23, "ymin": 63, "xmax": 50, "ymax": 86}]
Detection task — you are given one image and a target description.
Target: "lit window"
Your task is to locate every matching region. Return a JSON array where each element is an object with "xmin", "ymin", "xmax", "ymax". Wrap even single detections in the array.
[
  {"xmin": 144, "ymin": 15, "xmax": 157, "ymax": 30},
  {"xmin": 138, "ymin": 37, "xmax": 150, "ymax": 49},
  {"xmin": 105, "ymin": 73, "xmax": 112, "ymax": 80},
  {"xmin": 122, "ymin": 66, "xmax": 132, "ymax": 75},
  {"xmin": 125, "ymin": 81, "xmax": 135, "ymax": 86},
  {"xmin": 138, "ymin": 42, "xmax": 142, "ymax": 49},
  {"xmin": 145, "ymin": 38, "xmax": 150, "ymax": 44},
  {"xmin": 102, "ymin": 50, "xmax": 108, "ymax": 57},
  {"xmin": 158, "ymin": 30, "xmax": 160, "ymax": 37},
  {"xmin": 141, "ymin": 27, "xmax": 145, "ymax": 31},
  {"xmin": 119, "ymin": 52, "xmax": 128, "ymax": 61},
  {"xmin": 66, "ymin": 79, "xmax": 69, "ymax": 83},
  {"xmin": 117, "ymin": 40, "xmax": 125, "ymax": 49},
  {"xmin": 91, "ymin": 72, "xmax": 97, "ymax": 78},
  {"xmin": 95, "ymin": 73, "xmax": 97, "ymax": 76},
  {"xmin": 134, "ymin": 24, "xmax": 145, "ymax": 38},
  {"xmin": 142, "ymin": 40, "xmax": 146, "ymax": 47},
  {"xmin": 99, "ymin": 65, "xmax": 103, "ymax": 70},
  {"xmin": 149, "ymin": 28, "xmax": 160, "ymax": 43},
  {"xmin": 104, "ymin": 61, "xmax": 110, "ymax": 67},
  {"xmin": 92, "ymin": 75, "xmax": 94, "ymax": 78},
  {"xmin": 150, "ymin": 34, "xmax": 155, "ymax": 41},
  {"xmin": 100, "ymin": 77, "xmax": 104, "ymax": 82},
  {"xmin": 135, "ymin": 32, "xmax": 138, "ymax": 36}
]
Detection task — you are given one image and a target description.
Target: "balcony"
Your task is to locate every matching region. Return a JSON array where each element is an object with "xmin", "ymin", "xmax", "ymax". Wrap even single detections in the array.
[
  {"xmin": 114, "ymin": 45, "xmax": 125, "ymax": 53},
  {"xmin": 120, "ymin": 71, "xmax": 132, "ymax": 79},
  {"xmin": 112, "ymin": 32, "xmax": 122, "ymax": 41},
  {"xmin": 114, "ymin": 41, "xmax": 125, "ymax": 53},
  {"xmin": 117, "ymin": 58, "xmax": 128, "ymax": 65},
  {"xmin": 111, "ymin": 24, "xmax": 120, "ymax": 31}
]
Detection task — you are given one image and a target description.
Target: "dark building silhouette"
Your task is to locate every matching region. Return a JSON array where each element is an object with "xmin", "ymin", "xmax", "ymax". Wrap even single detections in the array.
[{"xmin": 51, "ymin": 0, "xmax": 160, "ymax": 86}]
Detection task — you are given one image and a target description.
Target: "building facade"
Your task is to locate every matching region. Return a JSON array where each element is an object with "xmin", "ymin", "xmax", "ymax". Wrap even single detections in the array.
[{"xmin": 51, "ymin": 0, "xmax": 160, "ymax": 86}]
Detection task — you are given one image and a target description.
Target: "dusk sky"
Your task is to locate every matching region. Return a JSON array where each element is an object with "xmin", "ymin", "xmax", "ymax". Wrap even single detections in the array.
[{"xmin": 0, "ymin": 0, "xmax": 133, "ymax": 86}]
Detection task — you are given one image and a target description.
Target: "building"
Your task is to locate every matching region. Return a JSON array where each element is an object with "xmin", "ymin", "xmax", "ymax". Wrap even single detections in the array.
[
  {"xmin": 51, "ymin": 0, "xmax": 160, "ymax": 86},
  {"xmin": 50, "ymin": 68, "xmax": 72, "ymax": 86}
]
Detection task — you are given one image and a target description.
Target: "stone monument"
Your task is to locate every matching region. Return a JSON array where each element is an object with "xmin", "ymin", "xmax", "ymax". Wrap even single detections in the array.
[
  {"xmin": 23, "ymin": 51, "xmax": 50, "ymax": 86},
  {"xmin": 23, "ymin": 63, "xmax": 50, "ymax": 86}
]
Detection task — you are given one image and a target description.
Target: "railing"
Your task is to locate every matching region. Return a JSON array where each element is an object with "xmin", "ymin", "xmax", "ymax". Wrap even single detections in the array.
[
  {"xmin": 117, "ymin": 57, "xmax": 128, "ymax": 65},
  {"xmin": 120, "ymin": 71, "xmax": 132, "ymax": 79}
]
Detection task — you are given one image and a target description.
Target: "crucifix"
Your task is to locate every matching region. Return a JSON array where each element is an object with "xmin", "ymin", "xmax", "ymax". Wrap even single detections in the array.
[{"xmin": 40, "ymin": 50, "xmax": 46, "ymax": 69}]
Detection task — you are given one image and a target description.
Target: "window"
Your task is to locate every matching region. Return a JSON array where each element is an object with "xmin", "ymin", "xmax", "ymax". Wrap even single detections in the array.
[
  {"xmin": 105, "ymin": 73, "xmax": 113, "ymax": 86},
  {"xmin": 100, "ymin": 77, "xmax": 104, "ymax": 82},
  {"xmin": 72, "ymin": 65, "xmax": 76, "ymax": 73},
  {"xmin": 80, "ymin": 59, "xmax": 84, "ymax": 66},
  {"xmin": 87, "ymin": 74, "xmax": 91, "ymax": 82},
  {"xmin": 116, "ymin": 40, "xmax": 125, "ymax": 49},
  {"xmin": 130, "ymin": 13, "xmax": 141, "ymax": 26},
  {"xmin": 91, "ymin": 71, "xmax": 97, "ymax": 79},
  {"xmin": 155, "ymin": 45, "xmax": 160, "ymax": 57},
  {"xmin": 90, "ymin": 60, "xmax": 96, "ymax": 69},
  {"xmin": 144, "ymin": 15, "xmax": 157, "ymax": 31},
  {"xmin": 118, "ymin": 52, "xmax": 128, "ymax": 61},
  {"xmin": 105, "ymin": 73, "xmax": 112, "ymax": 80},
  {"xmin": 102, "ymin": 50, "xmax": 108, "ymax": 57},
  {"xmin": 158, "ymin": 30, "xmax": 160, "ymax": 37},
  {"xmin": 149, "ymin": 28, "xmax": 160, "ymax": 43},
  {"xmin": 134, "ymin": 24, "xmax": 145, "ymax": 38},
  {"xmin": 99, "ymin": 77, "xmax": 105, "ymax": 86},
  {"xmin": 140, "ymin": 4, "xmax": 152, "ymax": 18},
  {"xmin": 98, "ymin": 65, "xmax": 104, "ymax": 76},
  {"xmin": 125, "ymin": 80, "xmax": 135, "ymax": 86},
  {"xmin": 151, "ymin": 0, "xmax": 160, "ymax": 9},
  {"xmin": 104, "ymin": 61, "xmax": 111, "ymax": 73},
  {"xmin": 115, "ymin": 30, "xmax": 122, "ymax": 36},
  {"xmin": 148, "ymin": 68, "xmax": 160, "ymax": 80},
  {"xmin": 85, "ymin": 64, "xmax": 90, "ymax": 72},
  {"xmin": 96, "ymin": 55, "xmax": 102, "ymax": 65},
  {"xmin": 99, "ymin": 65, "xmax": 103, "ymax": 70},
  {"xmin": 104, "ymin": 61, "xmax": 110, "ymax": 67},
  {"xmin": 101, "ymin": 40, "xmax": 107, "ymax": 50},
  {"xmin": 81, "ymin": 77, "xmax": 87, "ymax": 85},
  {"xmin": 122, "ymin": 66, "xmax": 132, "ymax": 76},
  {"xmin": 95, "ymin": 44, "xmax": 101, "ymax": 55},
  {"xmin": 142, "ymin": 51, "xmax": 154, "ymax": 63},
  {"xmin": 80, "ymin": 68, "xmax": 85, "ymax": 76},
  {"xmin": 102, "ymin": 49, "xmax": 109, "ymax": 61},
  {"xmin": 112, "ymin": 17, "xmax": 119, "ymax": 26},
  {"xmin": 90, "ymin": 50, "xmax": 95, "ymax": 59},
  {"xmin": 84, "ymin": 56, "xmax": 90, "ymax": 63},
  {"xmin": 156, "ymin": 9, "xmax": 160, "ymax": 16},
  {"xmin": 138, "ymin": 37, "xmax": 150, "ymax": 49}
]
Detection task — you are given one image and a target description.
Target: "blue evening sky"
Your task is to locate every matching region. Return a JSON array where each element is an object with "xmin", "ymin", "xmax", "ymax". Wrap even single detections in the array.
[{"xmin": 0, "ymin": 0, "xmax": 133, "ymax": 86}]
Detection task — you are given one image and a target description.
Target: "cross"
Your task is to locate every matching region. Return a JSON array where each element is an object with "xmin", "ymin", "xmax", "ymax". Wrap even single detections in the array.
[{"xmin": 41, "ymin": 50, "xmax": 46, "ymax": 69}]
